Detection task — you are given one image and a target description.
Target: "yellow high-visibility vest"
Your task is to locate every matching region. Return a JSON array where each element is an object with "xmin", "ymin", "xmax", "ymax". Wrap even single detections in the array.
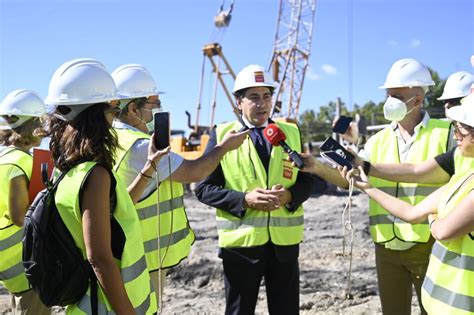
[
  {"xmin": 215, "ymin": 121, "xmax": 304, "ymax": 248},
  {"xmin": 422, "ymin": 172, "xmax": 474, "ymax": 315},
  {"xmin": 0, "ymin": 147, "xmax": 32, "ymax": 293},
  {"xmin": 55, "ymin": 162, "xmax": 156, "ymax": 314},
  {"xmin": 368, "ymin": 119, "xmax": 451, "ymax": 243},
  {"xmin": 114, "ymin": 128, "xmax": 195, "ymax": 270},
  {"xmin": 453, "ymin": 147, "xmax": 474, "ymax": 174}
]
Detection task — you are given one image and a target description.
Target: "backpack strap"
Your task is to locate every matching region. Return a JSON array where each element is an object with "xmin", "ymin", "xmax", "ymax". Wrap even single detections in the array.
[{"xmin": 90, "ymin": 271, "xmax": 98, "ymax": 315}]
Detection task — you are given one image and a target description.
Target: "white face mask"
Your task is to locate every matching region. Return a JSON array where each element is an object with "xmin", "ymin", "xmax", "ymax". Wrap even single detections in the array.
[
  {"xmin": 144, "ymin": 108, "xmax": 162, "ymax": 133},
  {"xmin": 383, "ymin": 96, "xmax": 416, "ymax": 122}
]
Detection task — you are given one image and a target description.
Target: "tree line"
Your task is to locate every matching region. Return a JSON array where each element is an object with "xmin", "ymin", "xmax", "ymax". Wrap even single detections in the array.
[{"xmin": 298, "ymin": 68, "xmax": 447, "ymax": 143}]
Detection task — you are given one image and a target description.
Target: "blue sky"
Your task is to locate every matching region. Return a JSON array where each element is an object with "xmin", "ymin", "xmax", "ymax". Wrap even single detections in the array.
[{"xmin": 1, "ymin": 0, "xmax": 473, "ymax": 132}]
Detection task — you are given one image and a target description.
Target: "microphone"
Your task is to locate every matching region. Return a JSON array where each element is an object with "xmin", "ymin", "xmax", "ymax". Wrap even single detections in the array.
[{"xmin": 263, "ymin": 124, "xmax": 305, "ymax": 169}]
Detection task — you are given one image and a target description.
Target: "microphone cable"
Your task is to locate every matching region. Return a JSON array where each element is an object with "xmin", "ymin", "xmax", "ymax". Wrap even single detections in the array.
[
  {"xmin": 341, "ymin": 176, "xmax": 355, "ymax": 300},
  {"xmin": 155, "ymin": 153, "xmax": 175, "ymax": 314}
]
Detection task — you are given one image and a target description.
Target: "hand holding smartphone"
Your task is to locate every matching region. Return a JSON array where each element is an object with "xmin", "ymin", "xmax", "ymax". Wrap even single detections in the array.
[
  {"xmin": 153, "ymin": 112, "xmax": 170, "ymax": 150},
  {"xmin": 319, "ymin": 137, "xmax": 354, "ymax": 169},
  {"xmin": 332, "ymin": 116, "xmax": 353, "ymax": 134}
]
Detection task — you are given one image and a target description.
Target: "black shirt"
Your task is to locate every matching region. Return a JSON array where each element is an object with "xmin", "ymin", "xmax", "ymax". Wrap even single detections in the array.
[{"xmin": 434, "ymin": 147, "xmax": 456, "ymax": 177}]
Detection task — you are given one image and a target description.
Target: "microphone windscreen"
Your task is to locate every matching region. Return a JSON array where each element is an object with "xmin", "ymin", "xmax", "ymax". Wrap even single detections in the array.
[{"xmin": 263, "ymin": 124, "xmax": 286, "ymax": 146}]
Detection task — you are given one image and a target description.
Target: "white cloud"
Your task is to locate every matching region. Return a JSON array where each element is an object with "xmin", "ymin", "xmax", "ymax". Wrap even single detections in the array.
[
  {"xmin": 387, "ymin": 40, "xmax": 398, "ymax": 47},
  {"xmin": 306, "ymin": 66, "xmax": 321, "ymax": 80},
  {"xmin": 321, "ymin": 64, "xmax": 337, "ymax": 75},
  {"xmin": 410, "ymin": 39, "xmax": 421, "ymax": 48}
]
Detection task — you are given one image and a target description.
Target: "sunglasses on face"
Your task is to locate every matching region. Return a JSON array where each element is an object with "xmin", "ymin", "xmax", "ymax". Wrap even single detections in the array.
[{"xmin": 445, "ymin": 98, "xmax": 463, "ymax": 108}]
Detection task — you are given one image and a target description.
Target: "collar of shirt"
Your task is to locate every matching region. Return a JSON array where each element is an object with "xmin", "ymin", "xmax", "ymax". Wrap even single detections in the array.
[
  {"xmin": 112, "ymin": 120, "xmax": 142, "ymax": 133},
  {"xmin": 241, "ymin": 115, "xmax": 269, "ymax": 129},
  {"xmin": 390, "ymin": 110, "xmax": 430, "ymax": 133}
]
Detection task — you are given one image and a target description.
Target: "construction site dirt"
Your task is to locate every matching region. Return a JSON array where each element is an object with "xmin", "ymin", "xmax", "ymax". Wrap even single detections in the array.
[{"xmin": 0, "ymin": 192, "xmax": 422, "ymax": 315}]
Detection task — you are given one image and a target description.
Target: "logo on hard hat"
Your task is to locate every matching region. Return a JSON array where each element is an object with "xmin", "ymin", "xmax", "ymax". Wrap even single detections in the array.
[{"xmin": 254, "ymin": 71, "xmax": 264, "ymax": 83}]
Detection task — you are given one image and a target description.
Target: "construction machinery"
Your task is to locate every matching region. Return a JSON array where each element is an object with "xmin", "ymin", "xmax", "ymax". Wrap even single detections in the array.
[{"xmin": 171, "ymin": 0, "xmax": 317, "ymax": 159}]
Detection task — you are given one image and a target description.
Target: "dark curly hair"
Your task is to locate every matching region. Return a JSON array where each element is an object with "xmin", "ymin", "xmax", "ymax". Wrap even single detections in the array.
[
  {"xmin": 0, "ymin": 116, "xmax": 45, "ymax": 147},
  {"xmin": 48, "ymin": 103, "xmax": 120, "ymax": 172}
]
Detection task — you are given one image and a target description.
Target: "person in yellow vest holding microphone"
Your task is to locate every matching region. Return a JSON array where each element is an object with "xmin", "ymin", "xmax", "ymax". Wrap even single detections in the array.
[
  {"xmin": 356, "ymin": 58, "xmax": 453, "ymax": 315},
  {"xmin": 110, "ymin": 64, "xmax": 248, "ymax": 307},
  {"xmin": 342, "ymin": 92, "xmax": 474, "ymax": 315},
  {"xmin": 0, "ymin": 90, "xmax": 50, "ymax": 314},
  {"xmin": 195, "ymin": 64, "xmax": 314, "ymax": 315},
  {"xmin": 44, "ymin": 58, "xmax": 166, "ymax": 314}
]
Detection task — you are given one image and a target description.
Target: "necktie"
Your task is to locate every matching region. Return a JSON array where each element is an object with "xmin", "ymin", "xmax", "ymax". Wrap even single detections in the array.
[{"xmin": 252, "ymin": 127, "xmax": 270, "ymax": 167}]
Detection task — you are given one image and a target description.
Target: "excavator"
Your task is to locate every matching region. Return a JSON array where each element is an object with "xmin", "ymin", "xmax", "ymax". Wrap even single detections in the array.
[{"xmin": 170, "ymin": 0, "xmax": 317, "ymax": 159}]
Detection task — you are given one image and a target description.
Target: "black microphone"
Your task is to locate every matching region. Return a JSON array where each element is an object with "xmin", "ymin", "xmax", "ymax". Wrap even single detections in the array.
[{"xmin": 263, "ymin": 124, "xmax": 305, "ymax": 169}]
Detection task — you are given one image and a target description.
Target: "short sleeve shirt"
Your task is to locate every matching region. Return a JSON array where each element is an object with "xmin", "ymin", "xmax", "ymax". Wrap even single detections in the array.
[{"xmin": 112, "ymin": 121, "xmax": 184, "ymax": 199}]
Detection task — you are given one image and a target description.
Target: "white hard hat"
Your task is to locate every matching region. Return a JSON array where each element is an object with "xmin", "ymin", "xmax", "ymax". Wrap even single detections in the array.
[
  {"xmin": 233, "ymin": 64, "xmax": 275, "ymax": 94},
  {"xmin": 438, "ymin": 71, "xmax": 474, "ymax": 100},
  {"xmin": 379, "ymin": 58, "xmax": 434, "ymax": 90},
  {"xmin": 447, "ymin": 93, "xmax": 474, "ymax": 127},
  {"xmin": 45, "ymin": 58, "xmax": 118, "ymax": 106},
  {"xmin": 111, "ymin": 64, "xmax": 163, "ymax": 102},
  {"xmin": 0, "ymin": 89, "xmax": 45, "ymax": 130}
]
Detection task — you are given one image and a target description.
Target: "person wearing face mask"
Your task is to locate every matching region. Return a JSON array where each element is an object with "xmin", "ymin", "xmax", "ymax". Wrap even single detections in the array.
[
  {"xmin": 341, "ymin": 92, "xmax": 474, "ymax": 315},
  {"xmin": 195, "ymin": 65, "xmax": 314, "ymax": 315},
  {"xmin": 356, "ymin": 58, "xmax": 455, "ymax": 315},
  {"xmin": 332, "ymin": 71, "xmax": 474, "ymax": 188},
  {"xmin": 111, "ymin": 64, "xmax": 248, "ymax": 309}
]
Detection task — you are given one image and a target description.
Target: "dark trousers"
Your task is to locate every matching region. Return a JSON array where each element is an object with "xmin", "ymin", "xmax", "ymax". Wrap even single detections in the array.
[
  {"xmin": 222, "ymin": 244, "xmax": 299, "ymax": 315},
  {"xmin": 375, "ymin": 239, "xmax": 434, "ymax": 315}
]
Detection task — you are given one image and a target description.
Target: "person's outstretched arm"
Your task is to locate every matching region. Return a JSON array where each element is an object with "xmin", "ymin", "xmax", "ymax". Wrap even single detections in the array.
[
  {"xmin": 342, "ymin": 166, "xmax": 442, "ymax": 223},
  {"xmin": 169, "ymin": 129, "xmax": 249, "ymax": 184}
]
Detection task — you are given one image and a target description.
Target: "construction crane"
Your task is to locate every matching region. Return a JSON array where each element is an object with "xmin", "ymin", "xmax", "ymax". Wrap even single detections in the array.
[
  {"xmin": 268, "ymin": 0, "xmax": 317, "ymax": 122},
  {"xmin": 172, "ymin": 0, "xmax": 317, "ymax": 158}
]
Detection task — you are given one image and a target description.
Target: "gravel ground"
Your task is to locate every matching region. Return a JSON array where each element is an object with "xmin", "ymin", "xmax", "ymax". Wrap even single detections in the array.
[{"xmin": 0, "ymin": 192, "xmax": 422, "ymax": 314}]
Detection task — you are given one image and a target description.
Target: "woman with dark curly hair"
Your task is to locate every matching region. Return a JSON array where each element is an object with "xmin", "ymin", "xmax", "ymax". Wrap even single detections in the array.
[
  {"xmin": 0, "ymin": 89, "xmax": 50, "ymax": 315},
  {"xmin": 45, "ymin": 58, "xmax": 166, "ymax": 314}
]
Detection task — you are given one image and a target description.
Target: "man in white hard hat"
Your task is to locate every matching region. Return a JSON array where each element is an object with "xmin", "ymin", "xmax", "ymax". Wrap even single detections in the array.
[
  {"xmin": 111, "ymin": 64, "xmax": 248, "ymax": 309},
  {"xmin": 439, "ymin": 71, "xmax": 474, "ymax": 117},
  {"xmin": 354, "ymin": 58, "xmax": 455, "ymax": 315},
  {"xmin": 195, "ymin": 64, "xmax": 313, "ymax": 315},
  {"xmin": 339, "ymin": 71, "xmax": 473, "ymax": 196}
]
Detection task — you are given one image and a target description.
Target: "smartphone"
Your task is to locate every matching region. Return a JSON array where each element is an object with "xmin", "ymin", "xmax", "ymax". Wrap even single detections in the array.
[
  {"xmin": 154, "ymin": 112, "xmax": 170, "ymax": 150},
  {"xmin": 319, "ymin": 137, "xmax": 355, "ymax": 162},
  {"xmin": 332, "ymin": 116, "xmax": 353, "ymax": 134},
  {"xmin": 320, "ymin": 151, "xmax": 353, "ymax": 170}
]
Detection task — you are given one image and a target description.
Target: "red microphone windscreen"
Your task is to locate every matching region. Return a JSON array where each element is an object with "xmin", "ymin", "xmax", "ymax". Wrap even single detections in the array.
[{"xmin": 263, "ymin": 124, "xmax": 286, "ymax": 146}]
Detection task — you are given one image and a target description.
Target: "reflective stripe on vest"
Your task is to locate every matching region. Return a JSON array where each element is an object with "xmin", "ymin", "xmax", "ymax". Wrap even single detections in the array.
[
  {"xmin": 422, "ymin": 172, "xmax": 474, "ymax": 315},
  {"xmin": 55, "ymin": 162, "xmax": 155, "ymax": 314},
  {"xmin": 0, "ymin": 148, "xmax": 32, "ymax": 293},
  {"xmin": 77, "ymin": 290, "xmax": 151, "ymax": 315},
  {"xmin": 114, "ymin": 128, "xmax": 195, "ymax": 270},
  {"xmin": 216, "ymin": 215, "xmax": 304, "ymax": 230},
  {"xmin": 368, "ymin": 119, "xmax": 451, "ymax": 243},
  {"xmin": 215, "ymin": 120, "xmax": 304, "ymax": 248}
]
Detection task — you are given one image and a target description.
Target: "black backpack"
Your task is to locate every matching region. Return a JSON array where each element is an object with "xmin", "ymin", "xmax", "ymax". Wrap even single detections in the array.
[{"xmin": 22, "ymin": 167, "xmax": 98, "ymax": 312}]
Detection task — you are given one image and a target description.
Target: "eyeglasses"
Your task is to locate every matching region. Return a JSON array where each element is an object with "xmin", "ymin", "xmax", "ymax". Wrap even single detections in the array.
[
  {"xmin": 453, "ymin": 122, "xmax": 472, "ymax": 138},
  {"xmin": 145, "ymin": 99, "xmax": 162, "ymax": 108}
]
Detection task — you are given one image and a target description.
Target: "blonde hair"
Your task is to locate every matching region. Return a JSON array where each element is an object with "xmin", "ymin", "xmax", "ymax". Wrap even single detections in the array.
[{"xmin": 0, "ymin": 116, "xmax": 45, "ymax": 147}]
